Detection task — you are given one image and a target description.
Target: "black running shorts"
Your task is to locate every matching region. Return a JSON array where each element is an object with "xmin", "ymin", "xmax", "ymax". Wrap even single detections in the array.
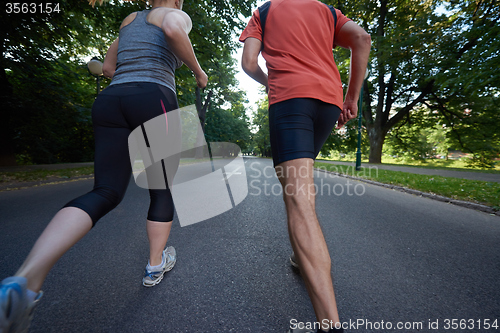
[{"xmin": 269, "ymin": 98, "xmax": 341, "ymax": 167}]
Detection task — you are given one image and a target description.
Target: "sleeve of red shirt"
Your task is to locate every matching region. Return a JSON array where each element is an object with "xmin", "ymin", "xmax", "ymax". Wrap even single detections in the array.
[
  {"xmin": 239, "ymin": 9, "xmax": 263, "ymax": 43},
  {"xmin": 334, "ymin": 8, "xmax": 351, "ymax": 32},
  {"xmin": 333, "ymin": 8, "xmax": 351, "ymax": 48}
]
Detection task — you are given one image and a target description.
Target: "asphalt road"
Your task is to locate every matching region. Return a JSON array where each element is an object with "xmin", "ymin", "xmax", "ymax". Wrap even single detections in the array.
[{"xmin": 0, "ymin": 157, "xmax": 499, "ymax": 333}]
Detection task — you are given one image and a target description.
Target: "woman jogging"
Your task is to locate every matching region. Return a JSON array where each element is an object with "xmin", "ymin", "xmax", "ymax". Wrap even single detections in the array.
[
  {"xmin": 240, "ymin": 0, "xmax": 371, "ymax": 332},
  {"xmin": 0, "ymin": 0, "xmax": 207, "ymax": 331}
]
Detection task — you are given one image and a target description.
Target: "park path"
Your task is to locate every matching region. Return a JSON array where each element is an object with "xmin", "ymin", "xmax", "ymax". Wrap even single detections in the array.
[{"xmin": 316, "ymin": 160, "xmax": 500, "ymax": 183}]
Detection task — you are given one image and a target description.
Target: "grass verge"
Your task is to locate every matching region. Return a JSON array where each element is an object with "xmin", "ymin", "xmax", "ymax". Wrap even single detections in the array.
[
  {"xmin": 317, "ymin": 158, "xmax": 500, "ymax": 173},
  {"xmin": 315, "ymin": 162, "xmax": 500, "ymax": 210},
  {"xmin": 0, "ymin": 167, "xmax": 95, "ymax": 183}
]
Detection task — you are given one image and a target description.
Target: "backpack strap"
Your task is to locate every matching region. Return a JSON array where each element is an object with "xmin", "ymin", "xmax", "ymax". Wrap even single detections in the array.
[
  {"xmin": 326, "ymin": 5, "xmax": 338, "ymax": 28},
  {"xmin": 258, "ymin": 2, "xmax": 338, "ymax": 49},
  {"xmin": 258, "ymin": 1, "xmax": 271, "ymax": 48}
]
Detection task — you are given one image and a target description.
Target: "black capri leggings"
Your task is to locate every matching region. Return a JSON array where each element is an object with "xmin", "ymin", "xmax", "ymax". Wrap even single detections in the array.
[
  {"xmin": 64, "ymin": 82, "xmax": 179, "ymax": 226},
  {"xmin": 269, "ymin": 98, "xmax": 342, "ymax": 167}
]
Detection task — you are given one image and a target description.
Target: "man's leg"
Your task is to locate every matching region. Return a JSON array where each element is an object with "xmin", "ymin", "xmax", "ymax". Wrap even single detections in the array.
[{"xmin": 276, "ymin": 158, "xmax": 340, "ymax": 326}]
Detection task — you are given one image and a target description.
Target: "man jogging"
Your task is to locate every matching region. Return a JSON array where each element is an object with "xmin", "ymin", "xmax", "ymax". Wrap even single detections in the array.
[{"xmin": 240, "ymin": 0, "xmax": 371, "ymax": 332}]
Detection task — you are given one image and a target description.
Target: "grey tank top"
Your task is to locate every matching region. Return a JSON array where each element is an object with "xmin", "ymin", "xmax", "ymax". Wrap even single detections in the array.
[{"xmin": 110, "ymin": 10, "xmax": 182, "ymax": 92}]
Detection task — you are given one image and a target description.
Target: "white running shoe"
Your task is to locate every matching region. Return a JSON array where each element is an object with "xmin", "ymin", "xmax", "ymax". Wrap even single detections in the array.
[
  {"xmin": 142, "ymin": 246, "xmax": 176, "ymax": 287},
  {"xmin": 290, "ymin": 252, "xmax": 299, "ymax": 269},
  {"xmin": 0, "ymin": 276, "xmax": 42, "ymax": 333}
]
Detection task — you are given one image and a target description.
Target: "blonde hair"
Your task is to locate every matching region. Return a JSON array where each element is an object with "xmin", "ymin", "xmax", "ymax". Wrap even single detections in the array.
[{"xmin": 88, "ymin": 0, "xmax": 148, "ymax": 7}]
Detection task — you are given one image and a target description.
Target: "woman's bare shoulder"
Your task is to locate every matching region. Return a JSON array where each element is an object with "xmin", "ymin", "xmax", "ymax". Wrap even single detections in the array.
[
  {"xmin": 120, "ymin": 12, "xmax": 138, "ymax": 29},
  {"xmin": 147, "ymin": 8, "xmax": 191, "ymax": 28}
]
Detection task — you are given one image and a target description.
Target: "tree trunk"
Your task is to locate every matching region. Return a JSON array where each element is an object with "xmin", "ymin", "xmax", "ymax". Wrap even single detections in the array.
[
  {"xmin": 0, "ymin": 65, "xmax": 17, "ymax": 166},
  {"xmin": 195, "ymin": 88, "xmax": 213, "ymax": 159},
  {"xmin": 196, "ymin": 87, "xmax": 213, "ymax": 132},
  {"xmin": 367, "ymin": 126, "xmax": 386, "ymax": 163}
]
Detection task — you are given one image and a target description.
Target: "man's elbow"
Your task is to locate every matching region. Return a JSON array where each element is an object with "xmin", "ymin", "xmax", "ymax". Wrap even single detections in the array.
[
  {"xmin": 241, "ymin": 60, "xmax": 251, "ymax": 75},
  {"xmin": 357, "ymin": 32, "xmax": 371, "ymax": 51},
  {"xmin": 346, "ymin": 32, "xmax": 371, "ymax": 55},
  {"xmin": 362, "ymin": 33, "xmax": 371, "ymax": 49},
  {"xmin": 241, "ymin": 56, "xmax": 257, "ymax": 76}
]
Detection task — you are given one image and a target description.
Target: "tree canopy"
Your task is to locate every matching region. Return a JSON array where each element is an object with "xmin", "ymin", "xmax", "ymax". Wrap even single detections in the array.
[
  {"xmin": 324, "ymin": 0, "xmax": 499, "ymax": 166},
  {"xmin": 3, "ymin": 0, "xmax": 498, "ymax": 167},
  {"xmin": 0, "ymin": 0, "xmax": 253, "ymax": 165}
]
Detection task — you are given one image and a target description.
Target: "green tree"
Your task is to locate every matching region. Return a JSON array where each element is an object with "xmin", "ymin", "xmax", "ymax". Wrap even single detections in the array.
[
  {"xmin": 204, "ymin": 96, "xmax": 252, "ymax": 152},
  {"xmin": 176, "ymin": 0, "xmax": 254, "ymax": 109},
  {"xmin": 437, "ymin": 95, "xmax": 500, "ymax": 168},
  {"xmin": 0, "ymin": 0, "xmax": 145, "ymax": 164},
  {"xmin": 427, "ymin": 124, "xmax": 450, "ymax": 159},
  {"xmin": 251, "ymin": 97, "xmax": 271, "ymax": 157},
  {"xmin": 329, "ymin": 0, "xmax": 499, "ymax": 163},
  {"xmin": 319, "ymin": 120, "xmax": 369, "ymax": 159},
  {"xmin": 1, "ymin": 0, "xmax": 255, "ymax": 164},
  {"xmin": 383, "ymin": 108, "xmax": 438, "ymax": 161}
]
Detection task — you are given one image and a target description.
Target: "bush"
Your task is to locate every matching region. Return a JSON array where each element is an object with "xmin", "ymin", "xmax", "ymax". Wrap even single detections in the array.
[{"xmin": 465, "ymin": 152, "xmax": 498, "ymax": 169}]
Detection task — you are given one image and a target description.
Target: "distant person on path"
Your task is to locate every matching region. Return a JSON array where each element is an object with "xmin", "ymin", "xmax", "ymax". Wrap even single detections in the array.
[
  {"xmin": 240, "ymin": 0, "xmax": 371, "ymax": 332},
  {"xmin": 0, "ymin": 0, "xmax": 207, "ymax": 331}
]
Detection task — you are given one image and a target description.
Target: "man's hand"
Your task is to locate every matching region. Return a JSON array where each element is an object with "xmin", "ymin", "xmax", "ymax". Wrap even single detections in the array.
[
  {"xmin": 334, "ymin": 21, "xmax": 371, "ymax": 129},
  {"xmin": 195, "ymin": 70, "xmax": 208, "ymax": 89},
  {"xmin": 337, "ymin": 98, "xmax": 358, "ymax": 129}
]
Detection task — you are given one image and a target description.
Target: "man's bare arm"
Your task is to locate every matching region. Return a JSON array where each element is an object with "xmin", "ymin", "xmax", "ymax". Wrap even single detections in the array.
[
  {"xmin": 241, "ymin": 37, "xmax": 268, "ymax": 92},
  {"xmin": 334, "ymin": 21, "xmax": 371, "ymax": 128}
]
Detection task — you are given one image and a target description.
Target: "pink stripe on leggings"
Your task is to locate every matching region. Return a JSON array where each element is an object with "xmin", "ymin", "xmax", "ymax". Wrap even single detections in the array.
[{"xmin": 160, "ymin": 99, "xmax": 168, "ymax": 135}]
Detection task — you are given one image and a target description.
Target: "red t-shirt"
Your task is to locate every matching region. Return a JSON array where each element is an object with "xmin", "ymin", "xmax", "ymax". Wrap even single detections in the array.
[{"xmin": 239, "ymin": 0, "xmax": 351, "ymax": 108}]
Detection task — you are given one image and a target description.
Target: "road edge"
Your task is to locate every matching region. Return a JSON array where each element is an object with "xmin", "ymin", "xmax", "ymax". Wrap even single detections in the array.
[{"xmin": 0, "ymin": 175, "xmax": 94, "ymax": 192}]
